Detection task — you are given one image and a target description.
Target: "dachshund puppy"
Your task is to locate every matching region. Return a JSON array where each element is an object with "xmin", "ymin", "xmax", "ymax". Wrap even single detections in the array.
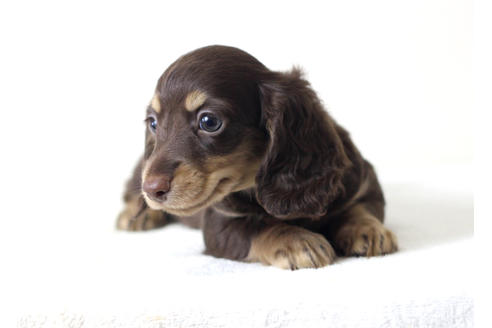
[{"xmin": 117, "ymin": 45, "xmax": 398, "ymax": 269}]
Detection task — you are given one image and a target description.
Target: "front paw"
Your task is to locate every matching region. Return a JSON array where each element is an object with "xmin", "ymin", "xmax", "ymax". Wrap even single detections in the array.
[
  {"xmin": 248, "ymin": 225, "xmax": 336, "ymax": 270},
  {"xmin": 334, "ymin": 216, "xmax": 398, "ymax": 257},
  {"xmin": 116, "ymin": 197, "xmax": 171, "ymax": 231}
]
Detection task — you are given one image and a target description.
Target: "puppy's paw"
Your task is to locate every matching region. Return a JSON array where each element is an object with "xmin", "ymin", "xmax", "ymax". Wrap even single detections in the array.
[
  {"xmin": 116, "ymin": 197, "xmax": 172, "ymax": 231},
  {"xmin": 248, "ymin": 225, "xmax": 336, "ymax": 270},
  {"xmin": 334, "ymin": 215, "xmax": 398, "ymax": 257}
]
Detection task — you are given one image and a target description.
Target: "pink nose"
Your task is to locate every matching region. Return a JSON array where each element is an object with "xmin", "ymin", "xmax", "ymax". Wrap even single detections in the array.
[{"xmin": 143, "ymin": 175, "xmax": 171, "ymax": 202}]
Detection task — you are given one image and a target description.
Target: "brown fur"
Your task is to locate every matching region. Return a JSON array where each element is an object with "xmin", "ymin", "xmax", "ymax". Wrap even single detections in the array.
[{"xmin": 116, "ymin": 45, "xmax": 398, "ymax": 269}]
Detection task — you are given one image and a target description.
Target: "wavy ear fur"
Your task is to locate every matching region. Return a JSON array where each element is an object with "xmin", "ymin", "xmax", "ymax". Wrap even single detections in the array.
[{"xmin": 256, "ymin": 68, "xmax": 351, "ymax": 219}]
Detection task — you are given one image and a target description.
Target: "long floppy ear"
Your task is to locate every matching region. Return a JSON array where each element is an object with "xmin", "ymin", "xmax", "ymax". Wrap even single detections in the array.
[{"xmin": 256, "ymin": 68, "xmax": 351, "ymax": 219}]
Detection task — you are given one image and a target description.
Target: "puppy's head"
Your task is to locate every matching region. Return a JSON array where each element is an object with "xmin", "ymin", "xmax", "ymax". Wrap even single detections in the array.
[{"xmin": 141, "ymin": 45, "xmax": 350, "ymax": 218}]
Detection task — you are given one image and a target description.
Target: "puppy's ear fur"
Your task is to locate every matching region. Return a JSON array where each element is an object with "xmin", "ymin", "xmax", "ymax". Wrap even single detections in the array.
[{"xmin": 256, "ymin": 68, "xmax": 351, "ymax": 219}]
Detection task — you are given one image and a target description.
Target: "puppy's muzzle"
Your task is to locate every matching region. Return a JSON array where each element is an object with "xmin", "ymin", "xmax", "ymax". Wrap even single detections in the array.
[{"xmin": 143, "ymin": 174, "xmax": 172, "ymax": 202}]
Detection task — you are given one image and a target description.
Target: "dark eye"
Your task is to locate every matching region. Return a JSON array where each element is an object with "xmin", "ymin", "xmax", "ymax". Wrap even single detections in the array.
[
  {"xmin": 147, "ymin": 117, "xmax": 157, "ymax": 132},
  {"xmin": 199, "ymin": 114, "xmax": 222, "ymax": 132}
]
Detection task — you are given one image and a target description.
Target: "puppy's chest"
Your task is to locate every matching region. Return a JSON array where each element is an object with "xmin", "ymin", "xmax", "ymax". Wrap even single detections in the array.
[{"xmin": 212, "ymin": 189, "xmax": 266, "ymax": 218}]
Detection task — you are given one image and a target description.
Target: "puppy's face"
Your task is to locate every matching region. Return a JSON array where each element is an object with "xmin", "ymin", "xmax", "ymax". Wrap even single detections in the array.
[{"xmin": 141, "ymin": 47, "xmax": 268, "ymax": 216}]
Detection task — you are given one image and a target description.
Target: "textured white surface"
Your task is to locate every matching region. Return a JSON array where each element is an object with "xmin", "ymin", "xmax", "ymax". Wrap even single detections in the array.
[{"xmin": 9, "ymin": 167, "xmax": 473, "ymax": 327}]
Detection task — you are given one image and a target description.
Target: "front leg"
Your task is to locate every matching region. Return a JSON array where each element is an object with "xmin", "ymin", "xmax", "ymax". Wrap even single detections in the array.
[
  {"xmin": 203, "ymin": 209, "xmax": 336, "ymax": 270},
  {"xmin": 116, "ymin": 194, "xmax": 173, "ymax": 231},
  {"xmin": 331, "ymin": 203, "xmax": 398, "ymax": 257}
]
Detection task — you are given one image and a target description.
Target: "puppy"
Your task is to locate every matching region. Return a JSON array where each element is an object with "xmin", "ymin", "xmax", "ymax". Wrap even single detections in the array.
[{"xmin": 117, "ymin": 45, "xmax": 398, "ymax": 269}]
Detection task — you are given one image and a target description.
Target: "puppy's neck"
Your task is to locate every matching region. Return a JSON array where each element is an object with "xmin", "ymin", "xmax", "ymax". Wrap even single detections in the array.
[{"xmin": 212, "ymin": 188, "xmax": 265, "ymax": 218}]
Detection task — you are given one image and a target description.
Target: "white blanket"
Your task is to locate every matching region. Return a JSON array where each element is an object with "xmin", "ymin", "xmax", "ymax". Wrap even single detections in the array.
[{"xmin": 13, "ymin": 167, "xmax": 473, "ymax": 327}]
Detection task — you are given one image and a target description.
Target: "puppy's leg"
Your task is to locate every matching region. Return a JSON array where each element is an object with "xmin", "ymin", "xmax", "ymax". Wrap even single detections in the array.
[
  {"xmin": 116, "ymin": 195, "xmax": 172, "ymax": 231},
  {"xmin": 203, "ymin": 210, "xmax": 336, "ymax": 270},
  {"xmin": 247, "ymin": 224, "xmax": 337, "ymax": 270},
  {"xmin": 332, "ymin": 203, "xmax": 398, "ymax": 257},
  {"xmin": 116, "ymin": 158, "xmax": 173, "ymax": 231}
]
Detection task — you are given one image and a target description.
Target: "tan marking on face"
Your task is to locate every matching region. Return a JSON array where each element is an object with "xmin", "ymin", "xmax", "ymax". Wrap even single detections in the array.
[
  {"xmin": 246, "ymin": 224, "xmax": 336, "ymax": 269},
  {"xmin": 142, "ymin": 141, "xmax": 263, "ymax": 216},
  {"xmin": 151, "ymin": 93, "xmax": 161, "ymax": 113},
  {"xmin": 184, "ymin": 90, "xmax": 207, "ymax": 112}
]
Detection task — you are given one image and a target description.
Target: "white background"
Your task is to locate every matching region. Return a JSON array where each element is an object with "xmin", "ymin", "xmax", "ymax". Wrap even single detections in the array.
[
  {"xmin": 0, "ymin": 0, "xmax": 484, "ymax": 325},
  {"xmin": 0, "ymin": 0, "xmax": 472, "ymax": 231}
]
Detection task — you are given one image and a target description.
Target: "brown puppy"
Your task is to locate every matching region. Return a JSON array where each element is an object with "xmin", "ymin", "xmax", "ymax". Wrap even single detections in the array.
[{"xmin": 117, "ymin": 45, "xmax": 398, "ymax": 270}]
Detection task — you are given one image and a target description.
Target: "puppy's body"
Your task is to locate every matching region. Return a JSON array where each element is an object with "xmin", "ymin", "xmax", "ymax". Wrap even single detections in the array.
[{"xmin": 117, "ymin": 45, "xmax": 397, "ymax": 269}]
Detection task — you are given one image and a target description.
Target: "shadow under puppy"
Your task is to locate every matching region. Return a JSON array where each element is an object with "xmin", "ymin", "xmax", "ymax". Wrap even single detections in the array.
[{"xmin": 117, "ymin": 45, "xmax": 398, "ymax": 270}]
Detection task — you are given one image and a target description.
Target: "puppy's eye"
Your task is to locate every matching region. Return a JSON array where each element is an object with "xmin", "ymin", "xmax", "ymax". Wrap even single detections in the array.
[
  {"xmin": 147, "ymin": 117, "xmax": 157, "ymax": 132},
  {"xmin": 199, "ymin": 114, "xmax": 222, "ymax": 132}
]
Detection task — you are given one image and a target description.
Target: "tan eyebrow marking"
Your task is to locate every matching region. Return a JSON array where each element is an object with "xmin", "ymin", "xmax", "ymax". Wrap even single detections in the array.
[
  {"xmin": 151, "ymin": 92, "xmax": 161, "ymax": 113},
  {"xmin": 185, "ymin": 90, "xmax": 207, "ymax": 112}
]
